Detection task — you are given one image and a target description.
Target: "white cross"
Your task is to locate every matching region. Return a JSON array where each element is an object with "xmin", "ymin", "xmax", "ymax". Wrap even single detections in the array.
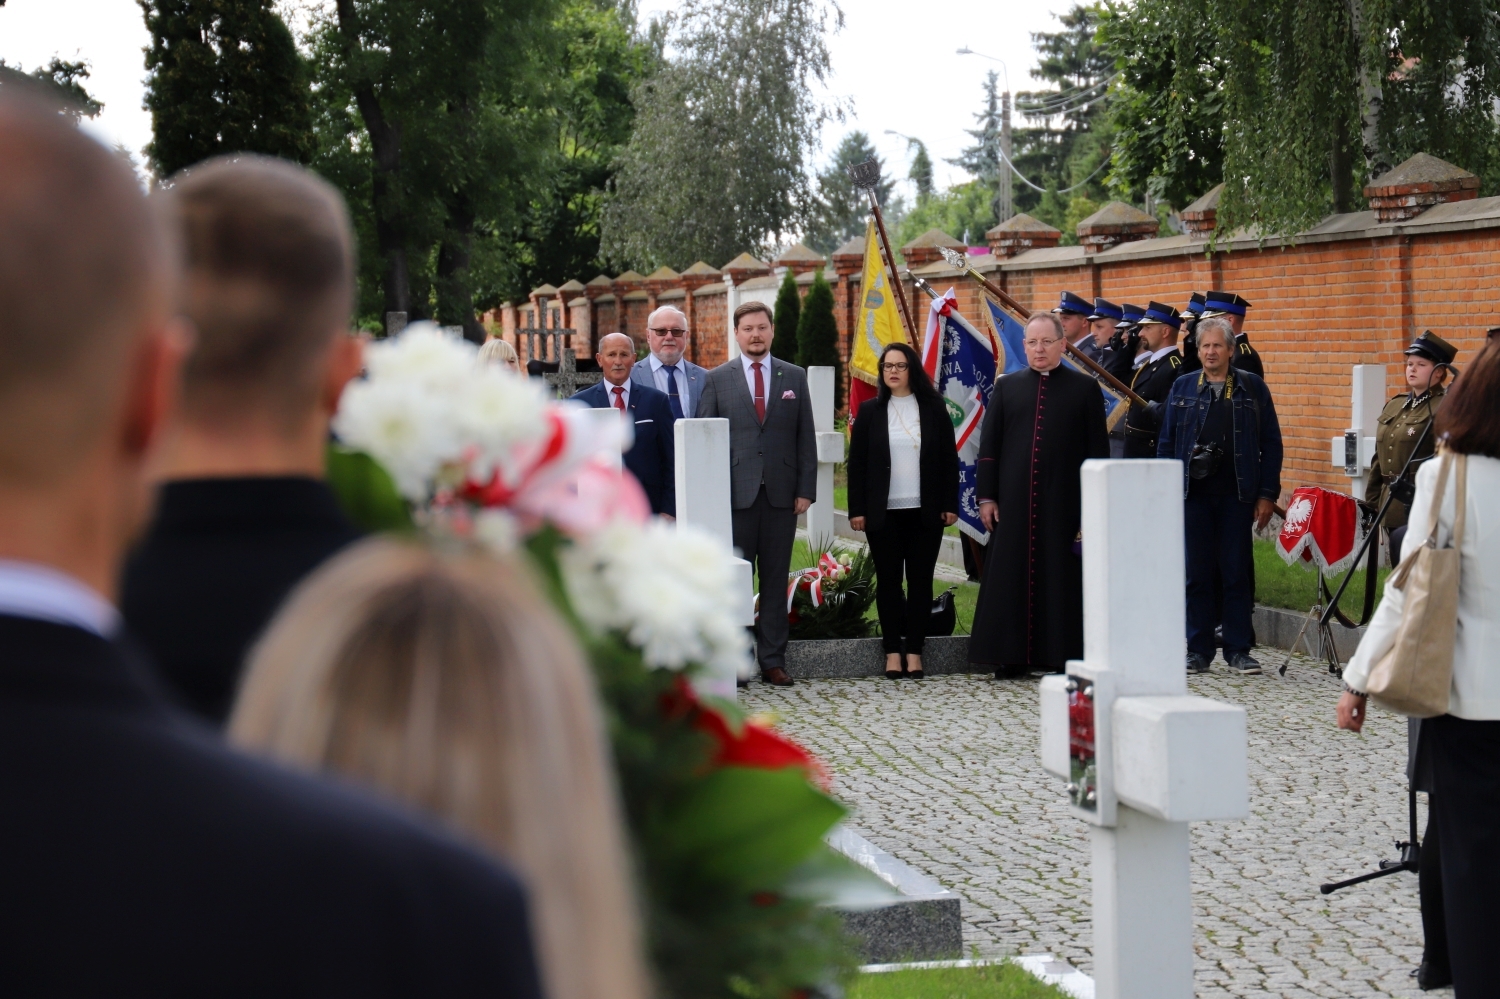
[{"xmin": 803, "ymin": 366, "xmax": 845, "ymax": 549}]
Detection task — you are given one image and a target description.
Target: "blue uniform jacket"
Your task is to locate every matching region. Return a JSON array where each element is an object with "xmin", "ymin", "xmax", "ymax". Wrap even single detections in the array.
[
  {"xmin": 573, "ymin": 379, "xmax": 677, "ymax": 516},
  {"xmin": 1156, "ymin": 367, "xmax": 1283, "ymax": 504}
]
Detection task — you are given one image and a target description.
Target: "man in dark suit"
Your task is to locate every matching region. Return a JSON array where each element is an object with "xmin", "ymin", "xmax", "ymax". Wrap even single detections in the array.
[
  {"xmin": 632, "ymin": 304, "xmax": 707, "ymax": 419},
  {"xmin": 120, "ymin": 156, "xmax": 365, "ymax": 724},
  {"xmin": 696, "ymin": 302, "xmax": 817, "ymax": 687},
  {"xmin": 0, "ymin": 90, "xmax": 542, "ymax": 997},
  {"xmin": 573, "ymin": 332, "xmax": 676, "ymax": 516}
]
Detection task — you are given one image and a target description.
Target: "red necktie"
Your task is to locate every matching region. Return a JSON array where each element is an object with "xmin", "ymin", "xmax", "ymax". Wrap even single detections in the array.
[
  {"xmin": 612, "ymin": 386, "xmax": 625, "ymax": 412},
  {"xmin": 752, "ymin": 362, "xmax": 765, "ymax": 422}
]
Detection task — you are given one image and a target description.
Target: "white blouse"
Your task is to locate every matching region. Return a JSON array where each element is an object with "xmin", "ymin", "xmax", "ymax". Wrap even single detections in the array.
[
  {"xmin": 886, "ymin": 394, "xmax": 922, "ymax": 510},
  {"xmin": 1344, "ymin": 453, "xmax": 1500, "ymax": 720}
]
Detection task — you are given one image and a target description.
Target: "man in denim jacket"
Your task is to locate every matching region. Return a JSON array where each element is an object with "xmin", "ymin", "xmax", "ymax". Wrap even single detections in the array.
[{"xmin": 1157, "ymin": 317, "xmax": 1283, "ymax": 675}]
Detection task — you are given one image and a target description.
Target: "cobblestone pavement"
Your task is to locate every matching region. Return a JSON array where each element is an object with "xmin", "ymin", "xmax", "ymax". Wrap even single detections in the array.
[{"xmin": 744, "ymin": 651, "xmax": 1437, "ymax": 998}]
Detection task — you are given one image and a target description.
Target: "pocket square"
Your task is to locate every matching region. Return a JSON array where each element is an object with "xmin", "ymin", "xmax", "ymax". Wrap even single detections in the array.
[
  {"xmin": 634, "ymin": 418, "xmax": 653, "ymax": 424},
  {"xmin": 781, "ymin": 389, "xmax": 796, "ymax": 400}
]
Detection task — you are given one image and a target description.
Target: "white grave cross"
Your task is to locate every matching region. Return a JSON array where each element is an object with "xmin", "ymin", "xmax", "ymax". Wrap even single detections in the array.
[
  {"xmin": 1329, "ymin": 364, "xmax": 1385, "ymax": 492},
  {"xmin": 1039, "ymin": 459, "xmax": 1249, "ymax": 999},
  {"xmin": 674, "ymin": 417, "xmax": 756, "ymax": 699},
  {"xmin": 804, "ymin": 365, "xmax": 845, "ymax": 549}
]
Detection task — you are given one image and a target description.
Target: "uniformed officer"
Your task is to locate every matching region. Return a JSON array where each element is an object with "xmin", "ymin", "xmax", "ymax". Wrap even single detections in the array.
[
  {"xmin": 1365, "ymin": 330, "xmax": 1458, "ymax": 562},
  {"xmin": 1102, "ymin": 302, "xmax": 1146, "ymax": 383},
  {"xmin": 1201, "ymin": 291, "xmax": 1264, "ymax": 377},
  {"xmin": 1180, "ymin": 292, "xmax": 1206, "ymax": 372},
  {"xmin": 1052, "ymin": 290, "xmax": 1098, "ymax": 359},
  {"xmin": 1084, "ymin": 297, "xmax": 1124, "ymax": 361},
  {"xmin": 1121, "ymin": 301, "xmax": 1185, "ymax": 458}
]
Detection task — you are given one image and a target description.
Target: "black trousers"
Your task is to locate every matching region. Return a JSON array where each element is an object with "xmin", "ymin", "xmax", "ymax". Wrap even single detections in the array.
[
  {"xmin": 732, "ymin": 486, "xmax": 798, "ymax": 675},
  {"xmin": 1420, "ymin": 801, "xmax": 1449, "ymax": 975},
  {"xmin": 1426, "ymin": 714, "xmax": 1500, "ymax": 998},
  {"xmin": 865, "ymin": 508, "xmax": 943, "ymax": 655}
]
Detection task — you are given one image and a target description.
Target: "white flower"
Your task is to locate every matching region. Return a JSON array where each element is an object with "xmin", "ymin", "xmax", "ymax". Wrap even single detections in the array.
[
  {"xmin": 561, "ymin": 519, "xmax": 751, "ymax": 682},
  {"xmin": 473, "ymin": 508, "xmax": 521, "ymax": 553},
  {"xmin": 334, "ymin": 375, "xmax": 463, "ymax": 500},
  {"xmin": 452, "ymin": 366, "xmax": 552, "ymax": 483},
  {"xmin": 363, "ymin": 323, "xmax": 475, "ymax": 391}
]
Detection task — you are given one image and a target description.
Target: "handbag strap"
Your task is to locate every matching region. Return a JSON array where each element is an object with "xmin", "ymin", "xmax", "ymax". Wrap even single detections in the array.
[
  {"xmin": 1423, "ymin": 450, "xmax": 1453, "ymax": 548},
  {"xmin": 1452, "ymin": 453, "xmax": 1467, "ymax": 551},
  {"xmin": 1391, "ymin": 451, "xmax": 1453, "ymax": 590}
]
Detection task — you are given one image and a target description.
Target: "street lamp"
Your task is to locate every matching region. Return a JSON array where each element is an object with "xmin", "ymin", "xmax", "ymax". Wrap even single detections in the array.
[{"xmin": 956, "ymin": 48, "xmax": 1013, "ymax": 223}]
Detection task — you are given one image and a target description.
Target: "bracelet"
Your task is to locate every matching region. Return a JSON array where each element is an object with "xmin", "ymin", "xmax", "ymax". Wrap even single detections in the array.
[{"xmin": 1342, "ymin": 683, "xmax": 1367, "ymax": 698}]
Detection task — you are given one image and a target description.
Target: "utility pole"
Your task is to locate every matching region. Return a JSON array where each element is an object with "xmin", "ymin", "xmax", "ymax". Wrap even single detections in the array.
[{"xmin": 999, "ymin": 90, "xmax": 1013, "ymax": 223}]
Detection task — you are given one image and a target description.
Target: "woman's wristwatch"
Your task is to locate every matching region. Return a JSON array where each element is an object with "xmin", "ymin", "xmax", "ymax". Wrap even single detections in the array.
[{"xmin": 1342, "ymin": 683, "xmax": 1367, "ymax": 698}]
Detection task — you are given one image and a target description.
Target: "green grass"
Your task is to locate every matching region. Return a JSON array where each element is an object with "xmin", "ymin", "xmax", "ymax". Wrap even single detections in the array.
[
  {"xmin": 847, "ymin": 962, "xmax": 1070, "ymax": 998},
  {"xmin": 1253, "ymin": 538, "xmax": 1389, "ymax": 617}
]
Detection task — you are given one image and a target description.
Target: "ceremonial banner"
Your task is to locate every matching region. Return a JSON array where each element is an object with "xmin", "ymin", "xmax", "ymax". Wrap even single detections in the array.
[
  {"xmin": 1277, "ymin": 487, "xmax": 1362, "ymax": 574},
  {"xmin": 980, "ymin": 295, "xmax": 1129, "ymax": 431},
  {"xmin": 921, "ymin": 288, "xmax": 999, "ymax": 544},
  {"xmin": 848, "ymin": 218, "xmax": 907, "ymax": 418}
]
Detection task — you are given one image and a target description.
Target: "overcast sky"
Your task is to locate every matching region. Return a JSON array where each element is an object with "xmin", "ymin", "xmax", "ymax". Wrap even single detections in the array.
[{"xmin": 0, "ymin": 0, "xmax": 1076, "ymax": 199}]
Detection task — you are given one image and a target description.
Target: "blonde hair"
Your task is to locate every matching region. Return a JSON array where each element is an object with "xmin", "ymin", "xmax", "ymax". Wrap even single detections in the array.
[
  {"xmin": 478, "ymin": 337, "xmax": 520, "ymax": 369},
  {"xmin": 230, "ymin": 538, "xmax": 649, "ymax": 999}
]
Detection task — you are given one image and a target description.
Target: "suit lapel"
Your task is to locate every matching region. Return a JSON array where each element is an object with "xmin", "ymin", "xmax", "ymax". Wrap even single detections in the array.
[
  {"xmin": 728, "ymin": 359, "xmax": 758, "ymax": 422},
  {"xmin": 761, "ymin": 358, "xmax": 780, "ymax": 423}
]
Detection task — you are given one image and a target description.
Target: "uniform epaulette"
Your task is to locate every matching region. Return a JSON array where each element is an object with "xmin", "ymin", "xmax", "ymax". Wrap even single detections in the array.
[
  {"xmin": 1169, "ymin": 354, "xmax": 1181, "ymax": 368},
  {"xmin": 1238, "ymin": 342, "xmax": 1253, "ymax": 355}
]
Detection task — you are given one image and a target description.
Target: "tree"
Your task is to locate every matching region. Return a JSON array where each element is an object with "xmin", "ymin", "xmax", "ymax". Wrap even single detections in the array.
[
  {"xmin": 139, "ymin": 0, "xmax": 314, "ymax": 177},
  {"xmin": 772, "ymin": 268, "xmax": 801, "ymax": 362},
  {"xmin": 951, "ymin": 70, "xmax": 1002, "ymax": 224},
  {"xmin": 908, "ymin": 140, "xmax": 934, "ymax": 203},
  {"xmin": 893, "ymin": 180, "xmax": 996, "ymax": 248},
  {"xmin": 796, "ymin": 269, "xmax": 841, "ymax": 408},
  {"xmin": 0, "ymin": 57, "xmax": 103, "ymax": 121},
  {"xmin": 600, "ymin": 0, "xmax": 844, "ymax": 270},
  {"xmin": 804, "ymin": 131, "xmax": 891, "ymax": 256}
]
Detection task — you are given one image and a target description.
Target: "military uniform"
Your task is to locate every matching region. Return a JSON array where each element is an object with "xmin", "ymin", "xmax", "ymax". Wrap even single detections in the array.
[
  {"xmin": 1201, "ymin": 291, "xmax": 1263, "ymax": 377},
  {"xmin": 1121, "ymin": 302, "xmax": 1185, "ymax": 458},
  {"xmin": 1365, "ymin": 332, "xmax": 1456, "ymax": 531}
]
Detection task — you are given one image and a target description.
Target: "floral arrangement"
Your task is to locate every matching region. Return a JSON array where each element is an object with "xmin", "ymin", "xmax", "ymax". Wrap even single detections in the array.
[
  {"xmin": 786, "ymin": 545, "xmax": 877, "ymax": 641},
  {"xmin": 333, "ymin": 325, "xmax": 874, "ymax": 999}
]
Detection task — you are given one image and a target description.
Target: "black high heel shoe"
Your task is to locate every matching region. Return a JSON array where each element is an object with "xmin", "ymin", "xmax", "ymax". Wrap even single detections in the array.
[
  {"xmin": 884, "ymin": 653, "xmax": 903, "ymax": 680},
  {"xmin": 906, "ymin": 655, "xmax": 925, "ymax": 680}
]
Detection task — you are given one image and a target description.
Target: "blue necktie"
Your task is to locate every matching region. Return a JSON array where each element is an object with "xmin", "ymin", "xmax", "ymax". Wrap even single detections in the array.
[{"xmin": 662, "ymin": 363, "xmax": 685, "ymax": 419}]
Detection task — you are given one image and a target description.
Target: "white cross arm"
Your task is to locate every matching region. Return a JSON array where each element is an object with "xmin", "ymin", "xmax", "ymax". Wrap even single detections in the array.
[{"xmin": 1112, "ymin": 696, "xmax": 1248, "ymax": 822}]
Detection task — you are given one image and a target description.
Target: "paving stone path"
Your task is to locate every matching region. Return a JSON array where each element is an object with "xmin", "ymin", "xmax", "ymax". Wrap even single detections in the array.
[{"xmin": 744, "ymin": 651, "xmax": 1437, "ymax": 998}]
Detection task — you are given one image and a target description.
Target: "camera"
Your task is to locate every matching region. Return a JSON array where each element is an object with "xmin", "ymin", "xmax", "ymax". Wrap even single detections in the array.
[{"xmin": 1188, "ymin": 443, "xmax": 1225, "ymax": 480}]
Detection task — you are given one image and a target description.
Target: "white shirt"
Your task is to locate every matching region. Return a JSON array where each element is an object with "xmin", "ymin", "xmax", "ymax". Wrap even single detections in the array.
[
  {"xmin": 648, "ymin": 354, "xmax": 687, "ymax": 407},
  {"xmin": 740, "ymin": 352, "xmax": 771, "ymax": 405},
  {"xmin": 603, "ymin": 378, "xmax": 630, "ymax": 410},
  {"xmin": 0, "ymin": 559, "xmax": 119, "ymax": 637},
  {"xmin": 1147, "ymin": 344, "xmax": 1179, "ymax": 365},
  {"xmin": 886, "ymin": 394, "xmax": 922, "ymax": 510},
  {"xmin": 1344, "ymin": 454, "xmax": 1500, "ymax": 719}
]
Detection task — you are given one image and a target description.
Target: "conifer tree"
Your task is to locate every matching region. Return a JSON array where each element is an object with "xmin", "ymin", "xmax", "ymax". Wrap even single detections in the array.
[
  {"xmin": 795, "ymin": 269, "xmax": 841, "ymax": 408},
  {"xmin": 140, "ymin": 0, "xmax": 314, "ymax": 177},
  {"xmin": 771, "ymin": 267, "xmax": 801, "ymax": 361}
]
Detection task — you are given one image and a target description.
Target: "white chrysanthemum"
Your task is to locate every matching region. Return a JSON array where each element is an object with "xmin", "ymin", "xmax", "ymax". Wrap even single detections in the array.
[
  {"xmin": 561, "ymin": 519, "xmax": 751, "ymax": 682},
  {"xmin": 452, "ymin": 366, "xmax": 552, "ymax": 482},
  {"xmin": 333, "ymin": 376, "xmax": 463, "ymax": 500},
  {"xmin": 473, "ymin": 508, "xmax": 521, "ymax": 553},
  {"xmin": 363, "ymin": 323, "xmax": 476, "ymax": 391}
]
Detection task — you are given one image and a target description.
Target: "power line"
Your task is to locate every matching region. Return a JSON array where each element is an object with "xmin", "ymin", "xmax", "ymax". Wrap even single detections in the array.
[
  {"xmin": 1015, "ymin": 73, "xmax": 1120, "ymax": 115},
  {"xmin": 997, "ymin": 144, "xmax": 1113, "ymax": 194}
]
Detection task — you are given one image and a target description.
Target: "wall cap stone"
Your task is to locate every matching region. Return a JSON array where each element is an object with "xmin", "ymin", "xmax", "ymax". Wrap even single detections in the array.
[
  {"xmin": 681, "ymin": 260, "xmax": 722, "ymax": 276},
  {"xmin": 645, "ymin": 265, "xmax": 680, "ymax": 281},
  {"xmin": 986, "ymin": 213, "xmax": 1061, "ymax": 237},
  {"xmin": 1075, "ymin": 201, "xmax": 1160, "ymax": 254},
  {"xmin": 720, "ymin": 252, "xmax": 771, "ymax": 276},
  {"xmin": 1362, "ymin": 152, "xmax": 1480, "ymax": 222},
  {"xmin": 531, "ymin": 283, "xmax": 559, "ymax": 296},
  {"xmin": 557, "ymin": 279, "xmax": 586, "ymax": 292}
]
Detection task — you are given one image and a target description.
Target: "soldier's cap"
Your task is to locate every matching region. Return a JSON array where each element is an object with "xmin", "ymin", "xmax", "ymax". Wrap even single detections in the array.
[
  {"xmin": 1087, "ymin": 298, "xmax": 1123, "ymax": 322},
  {"xmin": 1185, "ymin": 292, "xmax": 1206, "ymax": 316},
  {"xmin": 1120, "ymin": 302, "xmax": 1146, "ymax": 324},
  {"xmin": 1200, "ymin": 290, "xmax": 1250, "ymax": 318},
  {"xmin": 1405, "ymin": 331, "xmax": 1457, "ymax": 365},
  {"xmin": 1135, "ymin": 301, "xmax": 1183, "ymax": 329},
  {"xmin": 1052, "ymin": 290, "xmax": 1092, "ymax": 315}
]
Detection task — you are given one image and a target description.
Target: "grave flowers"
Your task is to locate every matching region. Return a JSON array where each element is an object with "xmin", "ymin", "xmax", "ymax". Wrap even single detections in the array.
[
  {"xmin": 786, "ymin": 545, "xmax": 877, "ymax": 640},
  {"xmin": 333, "ymin": 325, "xmax": 868, "ymax": 998}
]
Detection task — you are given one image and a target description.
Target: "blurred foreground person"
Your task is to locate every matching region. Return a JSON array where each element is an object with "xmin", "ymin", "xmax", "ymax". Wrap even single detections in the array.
[
  {"xmin": 479, "ymin": 337, "xmax": 522, "ymax": 373},
  {"xmin": 122, "ymin": 156, "xmax": 364, "ymax": 724},
  {"xmin": 0, "ymin": 92, "xmax": 541, "ymax": 997},
  {"xmin": 1338, "ymin": 332, "xmax": 1500, "ymax": 998},
  {"xmin": 232, "ymin": 538, "xmax": 651, "ymax": 999},
  {"xmin": 968, "ymin": 314, "xmax": 1109, "ymax": 677}
]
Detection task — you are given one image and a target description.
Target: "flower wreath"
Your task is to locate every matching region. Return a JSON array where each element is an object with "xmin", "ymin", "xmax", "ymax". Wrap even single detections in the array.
[{"xmin": 333, "ymin": 325, "xmax": 878, "ymax": 998}]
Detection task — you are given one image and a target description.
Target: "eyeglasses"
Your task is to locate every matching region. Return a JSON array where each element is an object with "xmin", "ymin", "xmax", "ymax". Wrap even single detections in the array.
[
  {"xmin": 881, "ymin": 361, "xmax": 909, "ymax": 372},
  {"xmin": 1023, "ymin": 338, "xmax": 1062, "ymax": 349},
  {"xmin": 648, "ymin": 327, "xmax": 687, "ymax": 337}
]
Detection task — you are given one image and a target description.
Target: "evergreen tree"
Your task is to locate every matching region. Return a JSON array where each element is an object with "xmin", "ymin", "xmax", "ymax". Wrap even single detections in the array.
[
  {"xmin": 804, "ymin": 131, "xmax": 892, "ymax": 256},
  {"xmin": 0, "ymin": 58, "xmax": 103, "ymax": 121},
  {"xmin": 908, "ymin": 139, "xmax": 934, "ymax": 203},
  {"xmin": 772, "ymin": 268, "xmax": 801, "ymax": 362},
  {"xmin": 795, "ymin": 269, "xmax": 841, "ymax": 408},
  {"xmin": 140, "ymin": 0, "xmax": 314, "ymax": 177}
]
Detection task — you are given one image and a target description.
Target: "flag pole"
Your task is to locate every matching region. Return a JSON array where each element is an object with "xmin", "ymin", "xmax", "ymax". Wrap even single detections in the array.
[
  {"xmin": 848, "ymin": 160, "xmax": 918, "ymax": 348},
  {"xmin": 936, "ymin": 246, "xmax": 1148, "ymax": 408}
]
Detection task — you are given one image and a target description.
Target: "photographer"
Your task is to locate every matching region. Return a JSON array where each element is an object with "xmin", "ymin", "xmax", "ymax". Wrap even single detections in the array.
[{"xmin": 1157, "ymin": 317, "xmax": 1283, "ymax": 675}]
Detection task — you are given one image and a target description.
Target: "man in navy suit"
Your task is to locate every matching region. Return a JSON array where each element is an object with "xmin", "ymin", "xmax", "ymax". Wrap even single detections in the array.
[
  {"xmin": 575, "ymin": 332, "xmax": 677, "ymax": 516},
  {"xmin": 631, "ymin": 305, "xmax": 706, "ymax": 419}
]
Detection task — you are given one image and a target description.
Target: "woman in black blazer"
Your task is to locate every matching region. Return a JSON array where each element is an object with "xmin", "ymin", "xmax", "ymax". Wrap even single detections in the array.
[{"xmin": 847, "ymin": 342, "xmax": 960, "ymax": 679}]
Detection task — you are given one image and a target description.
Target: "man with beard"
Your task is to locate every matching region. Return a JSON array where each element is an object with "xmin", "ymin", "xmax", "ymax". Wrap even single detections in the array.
[{"xmin": 968, "ymin": 313, "xmax": 1110, "ymax": 678}]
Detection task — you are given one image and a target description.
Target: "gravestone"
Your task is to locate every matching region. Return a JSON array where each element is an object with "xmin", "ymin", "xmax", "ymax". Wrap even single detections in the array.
[
  {"xmin": 542, "ymin": 347, "xmax": 602, "ymax": 399},
  {"xmin": 384, "ymin": 311, "xmax": 408, "ymax": 338},
  {"xmin": 1038, "ymin": 459, "xmax": 1248, "ymax": 999},
  {"xmin": 803, "ymin": 366, "xmax": 845, "ymax": 548}
]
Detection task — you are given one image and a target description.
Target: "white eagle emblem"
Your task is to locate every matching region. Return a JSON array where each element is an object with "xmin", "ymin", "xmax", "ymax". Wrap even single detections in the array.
[{"xmin": 1284, "ymin": 497, "xmax": 1314, "ymax": 531}]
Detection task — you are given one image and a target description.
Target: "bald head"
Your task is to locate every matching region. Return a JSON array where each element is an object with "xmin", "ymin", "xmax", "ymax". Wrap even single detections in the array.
[
  {"xmin": 598, "ymin": 332, "xmax": 634, "ymax": 352},
  {"xmin": 161, "ymin": 155, "xmax": 354, "ymax": 433},
  {"xmin": 0, "ymin": 91, "xmax": 172, "ymax": 482}
]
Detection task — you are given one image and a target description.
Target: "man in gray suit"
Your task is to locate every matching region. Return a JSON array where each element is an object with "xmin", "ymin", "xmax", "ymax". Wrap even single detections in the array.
[
  {"xmin": 696, "ymin": 301, "xmax": 816, "ymax": 687},
  {"xmin": 631, "ymin": 305, "xmax": 706, "ymax": 419}
]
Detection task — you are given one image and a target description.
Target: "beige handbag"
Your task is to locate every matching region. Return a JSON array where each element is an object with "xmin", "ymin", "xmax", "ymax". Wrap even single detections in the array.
[{"xmin": 1365, "ymin": 450, "xmax": 1466, "ymax": 717}]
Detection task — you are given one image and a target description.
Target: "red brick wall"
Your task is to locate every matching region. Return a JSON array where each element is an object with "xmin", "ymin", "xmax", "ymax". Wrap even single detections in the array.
[{"xmin": 692, "ymin": 290, "xmax": 729, "ymax": 368}]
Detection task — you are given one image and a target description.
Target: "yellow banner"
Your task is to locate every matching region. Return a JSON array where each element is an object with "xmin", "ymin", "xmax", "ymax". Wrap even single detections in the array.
[{"xmin": 849, "ymin": 218, "xmax": 906, "ymax": 385}]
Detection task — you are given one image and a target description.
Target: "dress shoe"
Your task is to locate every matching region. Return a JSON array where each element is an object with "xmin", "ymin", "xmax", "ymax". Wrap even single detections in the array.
[
  {"xmin": 762, "ymin": 666, "xmax": 795, "ymax": 687},
  {"xmin": 994, "ymin": 664, "xmax": 1027, "ymax": 680},
  {"xmin": 1416, "ymin": 961, "xmax": 1452, "ymax": 990}
]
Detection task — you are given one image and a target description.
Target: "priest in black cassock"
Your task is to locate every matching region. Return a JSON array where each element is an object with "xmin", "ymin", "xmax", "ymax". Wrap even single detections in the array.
[{"xmin": 969, "ymin": 313, "xmax": 1110, "ymax": 677}]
